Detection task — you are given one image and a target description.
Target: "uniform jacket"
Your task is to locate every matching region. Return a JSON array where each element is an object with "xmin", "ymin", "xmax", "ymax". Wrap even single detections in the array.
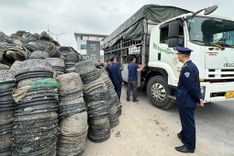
[
  {"xmin": 108, "ymin": 63, "xmax": 123, "ymax": 85},
  {"xmin": 176, "ymin": 60, "xmax": 202, "ymax": 108}
]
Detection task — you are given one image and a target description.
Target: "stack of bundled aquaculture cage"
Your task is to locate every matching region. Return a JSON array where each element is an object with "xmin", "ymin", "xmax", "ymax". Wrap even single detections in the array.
[
  {"xmin": 0, "ymin": 31, "xmax": 80, "ymax": 70},
  {"xmin": 75, "ymin": 59, "xmax": 111, "ymax": 143},
  {"xmin": 0, "ymin": 42, "xmax": 30, "ymax": 62},
  {"xmin": 101, "ymin": 73, "xmax": 121, "ymax": 128},
  {"xmin": 0, "ymin": 70, "xmax": 16, "ymax": 155},
  {"xmin": 59, "ymin": 47, "xmax": 81, "ymax": 73},
  {"xmin": 11, "ymin": 59, "xmax": 59, "ymax": 156},
  {"xmin": 24, "ymin": 41, "xmax": 44, "ymax": 53},
  {"xmin": 45, "ymin": 58, "xmax": 65, "ymax": 76},
  {"xmin": 56, "ymin": 73, "xmax": 88, "ymax": 156},
  {"xmin": 0, "ymin": 63, "xmax": 9, "ymax": 70}
]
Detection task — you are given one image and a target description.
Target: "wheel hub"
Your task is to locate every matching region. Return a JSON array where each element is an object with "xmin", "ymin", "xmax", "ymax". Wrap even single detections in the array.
[{"xmin": 151, "ymin": 83, "xmax": 166, "ymax": 102}]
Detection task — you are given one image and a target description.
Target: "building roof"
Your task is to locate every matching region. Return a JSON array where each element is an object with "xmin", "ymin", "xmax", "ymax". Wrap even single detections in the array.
[{"xmin": 74, "ymin": 33, "xmax": 108, "ymax": 41}]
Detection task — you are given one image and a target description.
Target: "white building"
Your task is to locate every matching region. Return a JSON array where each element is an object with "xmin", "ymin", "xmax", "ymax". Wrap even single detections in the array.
[{"xmin": 74, "ymin": 33, "xmax": 107, "ymax": 62}]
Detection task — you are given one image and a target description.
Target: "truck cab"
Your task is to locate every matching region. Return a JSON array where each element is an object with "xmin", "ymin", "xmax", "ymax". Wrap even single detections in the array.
[{"xmin": 148, "ymin": 13, "xmax": 234, "ymax": 107}]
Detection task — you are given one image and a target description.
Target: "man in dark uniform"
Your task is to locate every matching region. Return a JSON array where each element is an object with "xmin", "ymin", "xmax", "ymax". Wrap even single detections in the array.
[
  {"xmin": 105, "ymin": 59, "xmax": 112, "ymax": 75},
  {"xmin": 175, "ymin": 46, "xmax": 204, "ymax": 153},
  {"xmin": 108, "ymin": 54, "xmax": 123, "ymax": 100}
]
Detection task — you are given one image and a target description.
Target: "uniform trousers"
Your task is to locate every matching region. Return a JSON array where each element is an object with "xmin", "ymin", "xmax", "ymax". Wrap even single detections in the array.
[
  {"xmin": 178, "ymin": 107, "xmax": 196, "ymax": 149},
  {"xmin": 113, "ymin": 83, "xmax": 122, "ymax": 100}
]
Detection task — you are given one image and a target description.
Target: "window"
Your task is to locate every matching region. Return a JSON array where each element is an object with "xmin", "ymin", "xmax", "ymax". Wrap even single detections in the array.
[
  {"xmin": 100, "ymin": 55, "xmax": 104, "ymax": 61},
  {"xmin": 160, "ymin": 26, "xmax": 169, "ymax": 44},
  {"xmin": 100, "ymin": 45, "xmax": 104, "ymax": 50},
  {"xmin": 90, "ymin": 54, "xmax": 96, "ymax": 60},
  {"xmin": 81, "ymin": 44, "xmax": 86, "ymax": 50},
  {"xmin": 90, "ymin": 44, "xmax": 96, "ymax": 51},
  {"xmin": 188, "ymin": 17, "xmax": 234, "ymax": 47}
]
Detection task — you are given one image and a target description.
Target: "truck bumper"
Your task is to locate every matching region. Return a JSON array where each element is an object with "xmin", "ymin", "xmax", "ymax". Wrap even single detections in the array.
[{"xmin": 201, "ymin": 82, "xmax": 234, "ymax": 103}]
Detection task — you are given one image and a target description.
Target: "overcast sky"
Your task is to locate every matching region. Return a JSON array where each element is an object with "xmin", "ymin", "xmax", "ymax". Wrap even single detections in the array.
[{"xmin": 0, "ymin": 0, "xmax": 233, "ymax": 51}]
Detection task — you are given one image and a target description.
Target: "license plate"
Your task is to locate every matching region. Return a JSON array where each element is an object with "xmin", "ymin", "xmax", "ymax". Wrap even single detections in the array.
[{"xmin": 225, "ymin": 91, "xmax": 234, "ymax": 99}]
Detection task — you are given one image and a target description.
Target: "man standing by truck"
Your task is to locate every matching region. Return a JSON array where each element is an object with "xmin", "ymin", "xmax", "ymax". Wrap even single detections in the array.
[
  {"xmin": 108, "ymin": 54, "xmax": 123, "ymax": 100},
  {"xmin": 126, "ymin": 56, "xmax": 145, "ymax": 102},
  {"xmin": 174, "ymin": 46, "xmax": 204, "ymax": 153},
  {"xmin": 105, "ymin": 59, "xmax": 112, "ymax": 74}
]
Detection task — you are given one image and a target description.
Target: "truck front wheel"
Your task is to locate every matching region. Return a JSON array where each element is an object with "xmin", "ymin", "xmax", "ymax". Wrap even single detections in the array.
[{"xmin": 147, "ymin": 76, "xmax": 174, "ymax": 109}]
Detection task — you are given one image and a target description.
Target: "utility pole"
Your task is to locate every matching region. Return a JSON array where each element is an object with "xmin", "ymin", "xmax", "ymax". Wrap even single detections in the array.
[{"xmin": 47, "ymin": 24, "xmax": 65, "ymax": 40}]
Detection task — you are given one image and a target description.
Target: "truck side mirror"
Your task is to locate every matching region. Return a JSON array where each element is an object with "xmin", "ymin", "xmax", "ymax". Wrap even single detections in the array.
[
  {"xmin": 168, "ymin": 21, "xmax": 183, "ymax": 47},
  {"xmin": 168, "ymin": 38, "xmax": 179, "ymax": 47},
  {"xmin": 168, "ymin": 21, "xmax": 180, "ymax": 38}
]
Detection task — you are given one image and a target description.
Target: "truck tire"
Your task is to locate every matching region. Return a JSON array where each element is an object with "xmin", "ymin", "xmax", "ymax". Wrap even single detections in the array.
[{"xmin": 147, "ymin": 76, "xmax": 174, "ymax": 109}]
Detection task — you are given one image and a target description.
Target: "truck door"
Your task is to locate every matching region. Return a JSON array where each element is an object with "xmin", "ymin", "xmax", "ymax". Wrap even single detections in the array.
[{"xmin": 157, "ymin": 22, "xmax": 184, "ymax": 79}]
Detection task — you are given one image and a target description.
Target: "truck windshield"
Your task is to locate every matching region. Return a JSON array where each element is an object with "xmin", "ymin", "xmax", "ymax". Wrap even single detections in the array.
[{"xmin": 187, "ymin": 17, "xmax": 234, "ymax": 47}]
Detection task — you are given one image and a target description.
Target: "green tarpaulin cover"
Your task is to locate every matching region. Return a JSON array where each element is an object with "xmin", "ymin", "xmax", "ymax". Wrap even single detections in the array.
[{"xmin": 104, "ymin": 4, "xmax": 192, "ymax": 48}]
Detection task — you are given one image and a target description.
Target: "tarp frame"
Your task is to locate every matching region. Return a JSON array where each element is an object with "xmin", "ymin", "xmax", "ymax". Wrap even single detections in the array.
[{"xmin": 103, "ymin": 4, "xmax": 192, "ymax": 48}]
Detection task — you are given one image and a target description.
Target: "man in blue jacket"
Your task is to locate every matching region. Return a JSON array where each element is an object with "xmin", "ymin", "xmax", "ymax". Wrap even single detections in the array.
[
  {"xmin": 108, "ymin": 54, "xmax": 123, "ymax": 100},
  {"xmin": 175, "ymin": 46, "xmax": 204, "ymax": 153}
]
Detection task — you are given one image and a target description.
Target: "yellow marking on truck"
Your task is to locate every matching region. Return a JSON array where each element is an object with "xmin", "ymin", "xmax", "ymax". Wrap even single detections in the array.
[{"xmin": 225, "ymin": 91, "xmax": 234, "ymax": 99}]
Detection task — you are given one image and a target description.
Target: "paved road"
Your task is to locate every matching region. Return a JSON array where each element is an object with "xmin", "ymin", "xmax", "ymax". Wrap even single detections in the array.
[
  {"xmin": 140, "ymin": 86, "xmax": 234, "ymax": 156},
  {"xmin": 84, "ymin": 85, "xmax": 234, "ymax": 156}
]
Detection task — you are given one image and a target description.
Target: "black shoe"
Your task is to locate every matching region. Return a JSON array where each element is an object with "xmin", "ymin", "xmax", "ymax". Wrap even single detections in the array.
[
  {"xmin": 126, "ymin": 98, "xmax": 130, "ymax": 102},
  {"xmin": 177, "ymin": 133, "xmax": 184, "ymax": 143},
  {"xmin": 175, "ymin": 145, "xmax": 194, "ymax": 153},
  {"xmin": 133, "ymin": 99, "xmax": 139, "ymax": 102}
]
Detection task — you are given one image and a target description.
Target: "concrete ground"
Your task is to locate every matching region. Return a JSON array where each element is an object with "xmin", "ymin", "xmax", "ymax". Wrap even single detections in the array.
[{"xmin": 83, "ymin": 84, "xmax": 234, "ymax": 156}]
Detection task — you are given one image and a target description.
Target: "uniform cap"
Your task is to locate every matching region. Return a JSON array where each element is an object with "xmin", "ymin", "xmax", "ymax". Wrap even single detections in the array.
[
  {"xmin": 174, "ymin": 46, "xmax": 193, "ymax": 54},
  {"xmin": 110, "ymin": 54, "xmax": 115, "ymax": 61}
]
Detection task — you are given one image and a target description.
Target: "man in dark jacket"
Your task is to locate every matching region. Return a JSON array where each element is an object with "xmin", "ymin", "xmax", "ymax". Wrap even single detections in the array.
[
  {"xmin": 105, "ymin": 59, "xmax": 112, "ymax": 74},
  {"xmin": 175, "ymin": 46, "xmax": 204, "ymax": 153},
  {"xmin": 108, "ymin": 54, "xmax": 123, "ymax": 100}
]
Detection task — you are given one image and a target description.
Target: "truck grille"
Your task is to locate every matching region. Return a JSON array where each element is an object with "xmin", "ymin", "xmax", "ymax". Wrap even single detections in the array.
[{"xmin": 208, "ymin": 69, "xmax": 234, "ymax": 78}]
